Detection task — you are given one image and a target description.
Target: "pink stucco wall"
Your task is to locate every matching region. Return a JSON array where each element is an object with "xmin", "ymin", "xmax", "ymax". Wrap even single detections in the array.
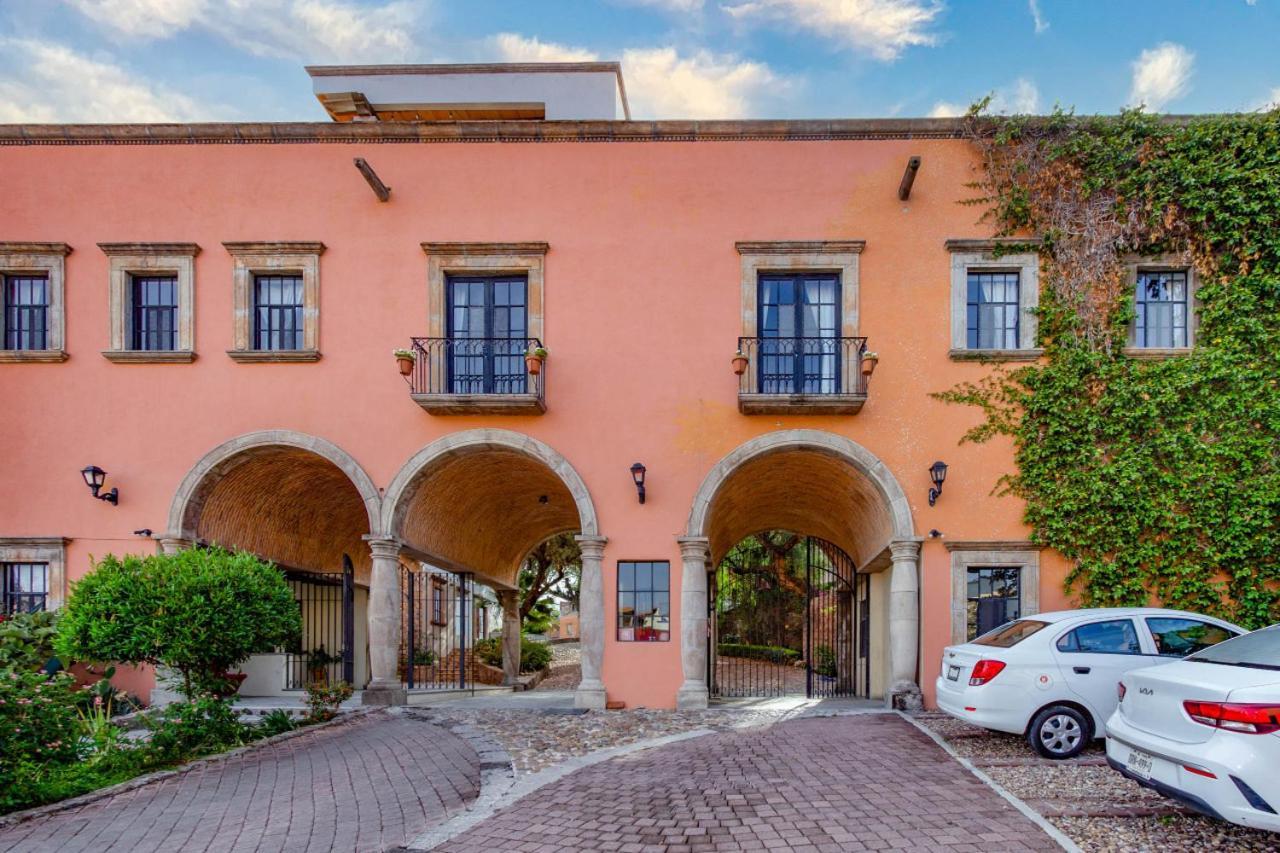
[{"xmin": 0, "ymin": 134, "xmax": 1075, "ymax": 708}]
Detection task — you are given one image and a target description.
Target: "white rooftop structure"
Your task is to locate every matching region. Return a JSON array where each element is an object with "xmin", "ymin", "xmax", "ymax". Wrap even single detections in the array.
[{"xmin": 306, "ymin": 63, "xmax": 631, "ymax": 123}]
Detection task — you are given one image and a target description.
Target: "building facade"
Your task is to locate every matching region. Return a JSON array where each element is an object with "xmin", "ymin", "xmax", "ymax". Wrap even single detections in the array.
[{"xmin": 3, "ymin": 68, "xmax": 1198, "ymax": 709}]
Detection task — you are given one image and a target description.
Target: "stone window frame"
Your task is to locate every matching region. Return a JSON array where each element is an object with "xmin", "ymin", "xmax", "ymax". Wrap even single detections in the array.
[
  {"xmin": 0, "ymin": 243, "xmax": 71, "ymax": 363},
  {"xmin": 224, "ymin": 242, "xmax": 325, "ymax": 363},
  {"xmin": 99, "ymin": 243, "xmax": 199, "ymax": 363},
  {"xmin": 946, "ymin": 239, "xmax": 1042, "ymax": 361},
  {"xmin": 0, "ymin": 537, "xmax": 69, "ymax": 610},
  {"xmin": 946, "ymin": 541, "xmax": 1041, "ymax": 645},
  {"xmin": 1123, "ymin": 253, "xmax": 1199, "ymax": 359},
  {"xmin": 420, "ymin": 242, "xmax": 548, "ymax": 341},
  {"xmin": 735, "ymin": 241, "xmax": 863, "ymax": 339}
]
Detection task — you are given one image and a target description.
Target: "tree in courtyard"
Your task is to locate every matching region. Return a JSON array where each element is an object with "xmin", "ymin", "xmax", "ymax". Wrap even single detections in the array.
[{"xmin": 517, "ymin": 533, "xmax": 581, "ymax": 632}]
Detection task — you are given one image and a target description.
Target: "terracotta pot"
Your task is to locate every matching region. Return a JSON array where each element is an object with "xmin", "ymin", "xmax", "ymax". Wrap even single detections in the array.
[
  {"xmin": 396, "ymin": 356, "xmax": 414, "ymax": 376},
  {"xmin": 525, "ymin": 355, "xmax": 543, "ymax": 375},
  {"xmin": 731, "ymin": 355, "xmax": 749, "ymax": 376},
  {"xmin": 861, "ymin": 356, "xmax": 878, "ymax": 377}
]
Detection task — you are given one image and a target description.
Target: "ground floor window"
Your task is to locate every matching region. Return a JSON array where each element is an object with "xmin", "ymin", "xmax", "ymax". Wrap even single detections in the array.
[
  {"xmin": 966, "ymin": 566, "xmax": 1021, "ymax": 640},
  {"xmin": 617, "ymin": 561, "xmax": 670, "ymax": 641},
  {"xmin": 2, "ymin": 562, "xmax": 48, "ymax": 614}
]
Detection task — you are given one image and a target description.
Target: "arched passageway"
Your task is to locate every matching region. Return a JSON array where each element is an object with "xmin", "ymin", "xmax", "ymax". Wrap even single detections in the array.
[
  {"xmin": 682, "ymin": 430, "xmax": 920, "ymax": 709},
  {"xmin": 375, "ymin": 429, "xmax": 604, "ymax": 707}
]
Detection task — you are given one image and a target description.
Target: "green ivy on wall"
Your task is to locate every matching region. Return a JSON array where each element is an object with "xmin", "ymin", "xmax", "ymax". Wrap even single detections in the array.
[{"xmin": 936, "ymin": 106, "xmax": 1280, "ymax": 629}]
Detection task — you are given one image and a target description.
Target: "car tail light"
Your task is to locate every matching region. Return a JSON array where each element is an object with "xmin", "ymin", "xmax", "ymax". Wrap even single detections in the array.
[
  {"xmin": 969, "ymin": 659, "xmax": 1006, "ymax": 686},
  {"xmin": 1117, "ymin": 681, "xmax": 1127, "ymax": 702},
  {"xmin": 1183, "ymin": 701, "xmax": 1280, "ymax": 735}
]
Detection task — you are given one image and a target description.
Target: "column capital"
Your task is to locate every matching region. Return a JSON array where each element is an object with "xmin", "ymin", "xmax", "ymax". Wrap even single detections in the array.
[
  {"xmin": 676, "ymin": 536, "xmax": 711, "ymax": 561},
  {"xmin": 889, "ymin": 538, "xmax": 923, "ymax": 561},
  {"xmin": 574, "ymin": 535, "xmax": 608, "ymax": 558},
  {"xmin": 363, "ymin": 535, "xmax": 402, "ymax": 560}
]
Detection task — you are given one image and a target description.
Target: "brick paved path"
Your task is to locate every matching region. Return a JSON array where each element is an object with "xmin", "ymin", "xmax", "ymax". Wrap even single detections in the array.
[
  {"xmin": 0, "ymin": 711, "xmax": 479, "ymax": 853},
  {"xmin": 435, "ymin": 714, "xmax": 1062, "ymax": 852}
]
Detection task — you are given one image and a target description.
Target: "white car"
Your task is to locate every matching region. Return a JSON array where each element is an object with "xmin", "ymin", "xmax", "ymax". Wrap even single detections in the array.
[
  {"xmin": 935, "ymin": 607, "xmax": 1245, "ymax": 759},
  {"xmin": 1107, "ymin": 625, "xmax": 1280, "ymax": 833}
]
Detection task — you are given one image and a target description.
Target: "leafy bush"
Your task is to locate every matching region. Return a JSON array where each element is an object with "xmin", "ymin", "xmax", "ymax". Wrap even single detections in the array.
[
  {"xmin": 0, "ymin": 670, "xmax": 82, "ymax": 773},
  {"xmin": 256, "ymin": 709, "xmax": 298, "ymax": 738},
  {"xmin": 474, "ymin": 636, "xmax": 552, "ymax": 673},
  {"xmin": 812, "ymin": 644, "xmax": 837, "ymax": 678},
  {"xmin": 57, "ymin": 547, "xmax": 301, "ymax": 698},
  {"xmin": 304, "ymin": 681, "xmax": 353, "ymax": 722},
  {"xmin": 0, "ymin": 610, "xmax": 60, "ymax": 672},
  {"xmin": 716, "ymin": 643, "xmax": 801, "ymax": 665},
  {"xmin": 145, "ymin": 697, "xmax": 247, "ymax": 761},
  {"xmin": 1, "ymin": 748, "xmax": 151, "ymax": 814}
]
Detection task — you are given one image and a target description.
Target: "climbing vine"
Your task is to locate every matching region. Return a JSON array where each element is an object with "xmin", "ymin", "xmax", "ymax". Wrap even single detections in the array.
[{"xmin": 937, "ymin": 106, "xmax": 1280, "ymax": 628}]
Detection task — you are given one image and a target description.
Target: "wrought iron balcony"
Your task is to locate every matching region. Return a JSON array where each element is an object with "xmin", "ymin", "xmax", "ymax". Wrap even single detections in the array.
[
  {"xmin": 405, "ymin": 337, "xmax": 545, "ymax": 415},
  {"xmin": 736, "ymin": 336, "xmax": 870, "ymax": 414}
]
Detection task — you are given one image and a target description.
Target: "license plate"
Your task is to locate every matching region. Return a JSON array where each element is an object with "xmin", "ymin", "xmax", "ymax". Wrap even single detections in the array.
[
  {"xmin": 1127, "ymin": 749, "xmax": 1155, "ymax": 780},
  {"xmin": 947, "ymin": 665, "xmax": 961, "ymax": 681}
]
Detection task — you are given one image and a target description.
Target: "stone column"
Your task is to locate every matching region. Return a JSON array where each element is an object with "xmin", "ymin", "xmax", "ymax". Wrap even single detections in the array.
[
  {"xmin": 497, "ymin": 589, "xmax": 522, "ymax": 686},
  {"xmin": 363, "ymin": 536, "xmax": 406, "ymax": 706},
  {"xmin": 888, "ymin": 538, "xmax": 924, "ymax": 710},
  {"xmin": 574, "ymin": 535, "xmax": 608, "ymax": 710},
  {"xmin": 157, "ymin": 536, "xmax": 193, "ymax": 555},
  {"xmin": 675, "ymin": 536, "xmax": 711, "ymax": 710}
]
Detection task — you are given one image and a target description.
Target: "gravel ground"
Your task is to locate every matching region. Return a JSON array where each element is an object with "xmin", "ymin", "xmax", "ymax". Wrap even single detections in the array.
[
  {"xmin": 912, "ymin": 713, "xmax": 1280, "ymax": 851},
  {"xmin": 532, "ymin": 641, "xmax": 581, "ymax": 691}
]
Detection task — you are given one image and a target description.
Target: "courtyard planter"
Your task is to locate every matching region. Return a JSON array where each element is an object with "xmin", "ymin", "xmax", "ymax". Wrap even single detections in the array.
[
  {"xmin": 393, "ymin": 349, "xmax": 416, "ymax": 376},
  {"xmin": 731, "ymin": 352, "xmax": 749, "ymax": 376},
  {"xmin": 525, "ymin": 346, "xmax": 548, "ymax": 376}
]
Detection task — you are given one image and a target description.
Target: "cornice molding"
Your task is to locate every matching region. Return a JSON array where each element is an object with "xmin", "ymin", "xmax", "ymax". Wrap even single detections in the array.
[
  {"xmin": 0, "ymin": 242, "xmax": 72, "ymax": 256},
  {"xmin": 222, "ymin": 241, "xmax": 326, "ymax": 256},
  {"xmin": 421, "ymin": 242, "xmax": 549, "ymax": 257},
  {"xmin": 944, "ymin": 540, "xmax": 1041, "ymax": 552},
  {"xmin": 736, "ymin": 240, "xmax": 865, "ymax": 255},
  {"xmin": 944, "ymin": 237, "xmax": 1042, "ymax": 252},
  {"xmin": 98, "ymin": 242, "xmax": 201, "ymax": 257}
]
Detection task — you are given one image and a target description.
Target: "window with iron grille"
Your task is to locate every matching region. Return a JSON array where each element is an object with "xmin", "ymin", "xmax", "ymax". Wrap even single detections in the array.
[
  {"xmin": 2, "ymin": 562, "xmax": 48, "ymax": 614},
  {"xmin": 446, "ymin": 275, "xmax": 528, "ymax": 394},
  {"xmin": 1135, "ymin": 270, "xmax": 1189, "ymax": 348},
  {"xmin": 757, "ymin": 273, "xmax": 841, "ymax": 394},
  {"xmin": 431, "ymin": 578, "xmax": 446, "ymax": 626},
  {"xmin": 966, "ymin": 566, "xmax": 1021, "ymax": 640},
  {"xmin": 253, "ymin": 273, "xmax": 304, "ymax": 350},
  {"xmin": 3, "ymin": 274, "xmax": 49, "ymax": 351},
  {"xmin": 617, "ymin": 561, "xmax": 670, "ymax": 642},
  {"xmin": 966, "ymin": 271, "xmax": 1020, "ymax": 350},
  {"xmin": 130, "ymin": 275, "xmax": 179, "ymax": 351}
]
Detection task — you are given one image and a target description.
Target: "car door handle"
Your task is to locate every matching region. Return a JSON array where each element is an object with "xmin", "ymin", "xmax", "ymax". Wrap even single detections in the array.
[{"xmin": 1073, "ymin": 666, "xmax": 1091, "ymax": 675}]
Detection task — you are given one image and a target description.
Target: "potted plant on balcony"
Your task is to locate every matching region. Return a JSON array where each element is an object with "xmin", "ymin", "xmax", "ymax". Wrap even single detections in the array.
[
  {"xmin": 524, "ymin": 345, "xmax": 548, "ymax": 376},
  {"xmin": 731, "ymin": 349, "xmax": 749, "ymax": 376},
  {"xmin": 394, "ymin": 348, "xmax": 416, "ymax": 376},
  {"xmin": 861, "ymin": 351, "xmax": 880, "ymax": 377}
]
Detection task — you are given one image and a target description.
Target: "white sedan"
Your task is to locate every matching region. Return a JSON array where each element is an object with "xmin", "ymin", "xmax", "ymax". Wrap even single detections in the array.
[
  {"xmin": 1107, "ymin": 625, "xmax": 1280, "ymax": 833},
  {"xmin": 935, "ymin": 607, "xmax": 1244, "ymax": 759}
]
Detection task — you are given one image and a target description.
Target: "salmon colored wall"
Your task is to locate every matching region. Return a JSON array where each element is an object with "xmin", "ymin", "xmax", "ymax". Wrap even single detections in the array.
[{"xmin": 0, "ymin": 137, "xmax": 1063, "ymax": 708}]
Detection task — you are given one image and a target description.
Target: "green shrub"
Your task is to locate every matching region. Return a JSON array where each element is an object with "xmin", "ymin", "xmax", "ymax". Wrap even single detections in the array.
[
  {"xmin": 57, "ymin": 547, "xmax": 301, "ymax": 698},
  {"xmin": 145, "ymin": 697, "xmax": 247, "ymax": 761},
  {"xmin": 0, "ymin": 610, "xmax": 61, "ymax": 672},
  {"xmin": 0, "ymin": 671, "xmax": 82, "ymax": 774},
  {"xmin": 304, "ymin": 681, "xmax": 353, "ymax": 722},
  {"xmin": 716, "ymin": 643, "xmax": 801, "ymax": 665},
  {"xmin": 1, "ymin": 748, "xmax": 151, "ymax": 814},
  {"xmin": 474, "ymin": 636, "xmax": 552, "ymax": 673},
  {"xmin": 256, "ymin": 709, "xmax": 298, "ymax": 738},
  {"xmin": 473, "ymin": 637, "xmax": 500, "ymax": 667},
  {"xmin": 813, "ymin": 644, "xmax": 837, "ymax": 678}
]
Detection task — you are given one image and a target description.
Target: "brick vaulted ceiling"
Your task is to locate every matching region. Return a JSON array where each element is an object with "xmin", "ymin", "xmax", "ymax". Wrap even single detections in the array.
[{"xmin": 703, "ymin": 448, "xmax": 895, "ymax": 569}]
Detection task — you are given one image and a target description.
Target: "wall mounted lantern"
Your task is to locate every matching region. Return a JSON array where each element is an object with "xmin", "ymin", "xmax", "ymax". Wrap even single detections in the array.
[
  {"xmin": 927, "ymin": 460, "xmax": 948, "ymax": 507},
  {"xmin": 80, "ymin": 466, "xmax": 119, "ymax": 505},
  {"xmin": 630, "ymin": 462, "xmax": 647, "ymax": 504}
]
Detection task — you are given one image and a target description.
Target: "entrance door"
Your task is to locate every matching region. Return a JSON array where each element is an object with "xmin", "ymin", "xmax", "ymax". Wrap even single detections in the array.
[
  {"xmin": 447, "ymin": 275, "xmax": 528, "ymax": 394},
  {"xmin": 758, "ymin": 274, "xmax": 840, "ymax": 394}
]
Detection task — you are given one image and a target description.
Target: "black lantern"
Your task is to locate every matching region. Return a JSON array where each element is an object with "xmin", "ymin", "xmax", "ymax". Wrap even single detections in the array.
[
  {"xmin": 927, "ymin": 461, "xmax": 948, "ymax": 506},
  {"xmin": 80, "ymin": 465, "xmax": 119, "ymax": 505},
  {"xmin": 630, "ymin": 462, "xmax": 647, "ymax": 504}
]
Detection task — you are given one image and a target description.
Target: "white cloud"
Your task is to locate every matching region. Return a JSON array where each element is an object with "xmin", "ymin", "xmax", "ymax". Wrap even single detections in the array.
[
  {"xmin": 491, "ymin": 33, "xmax": 787, "ymax": 119},
  {"xmin": 0, "ymin": 37, "xmax": 219, "ymax": 122},
  {"xmin": 624, "ymin": 0, "xmax": 706, "ymax": 11},
  {"xmin": 1254, "ymin": 87, "xmax": 1280, "ymax": 110},
  {"xmin": 722, "ymin": 0, "xmax": 941, "ymax": 61},
  {"xmin": 1028, "ymin": 0, "xmax": 1048, "ymax": 34},
  {"xmin": 62, "ymin": 0, "xmax": 424, "ymax": 62},
  {"xmin": 929, "ymin": 78, "xmax": 1040, "ymax": 118},
  {"xmin": 1128, "ymin": 42, "xmax": 1194, "ymax": 110}
]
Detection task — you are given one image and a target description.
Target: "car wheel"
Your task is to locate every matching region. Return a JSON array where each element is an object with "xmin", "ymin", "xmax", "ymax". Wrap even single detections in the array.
[{"xmin": 1027, "ymin": 705, "xmax": 1090, "ymax": 759}]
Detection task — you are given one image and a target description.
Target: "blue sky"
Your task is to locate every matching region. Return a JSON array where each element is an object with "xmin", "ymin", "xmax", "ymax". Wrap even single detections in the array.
[{"xmin": 0, "ymin": 0, "xmax": 1277, "ymax": 123}]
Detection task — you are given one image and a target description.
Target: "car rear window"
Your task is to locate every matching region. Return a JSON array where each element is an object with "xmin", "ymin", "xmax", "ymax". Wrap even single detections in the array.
[
  {"xmin": 1187, "ymin": 626, "xmax": 1280, "ymax": 670},
  {"xmin": 972, "ymin": 619, "xmax": 1049, "ymax": 648}
]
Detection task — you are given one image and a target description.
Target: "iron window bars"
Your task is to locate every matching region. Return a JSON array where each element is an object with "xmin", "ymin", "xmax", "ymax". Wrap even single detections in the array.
[
  {"xmin": 253, "ymin": 273, "xmax": 304, "ymax": 351},
  {"xmin": 736, "ymin": 336, "xmax": 869, "ymax": 397},
  {"xmin": 406, "ymin": 336, "xmax": 545, "ymax": 401},
  {"xmin": 131, "ymin": 275, "xmax": 179, "ymax": 351},
  {"xmin": 3, "ymin": 274, "xmax": 49, "ymax": 351},
  {"xmin": 2, "ymin": 562, "xmax": 48, "ymax": 615}
]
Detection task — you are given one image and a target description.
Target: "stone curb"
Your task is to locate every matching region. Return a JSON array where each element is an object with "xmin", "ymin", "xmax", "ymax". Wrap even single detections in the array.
[
  {"xmin": 401, "ymin": 723, "xmax": 716, "ymax": 851},
  {"xmin": 899, "ymin": 711, "xmax": 1083, "ymax": 853},
  {"xmin": 0, "ymin": 707, "xmax": 380, "ymax": 830}
]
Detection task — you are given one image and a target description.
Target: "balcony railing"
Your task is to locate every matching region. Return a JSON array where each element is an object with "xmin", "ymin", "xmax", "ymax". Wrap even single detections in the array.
[
  {"xmin": 736, "ymin": 336, "xmax": 869, "ymax": 414},
  {"xmin": 406, "ymin": 336, "xmax": 546, "ymax": 415}
]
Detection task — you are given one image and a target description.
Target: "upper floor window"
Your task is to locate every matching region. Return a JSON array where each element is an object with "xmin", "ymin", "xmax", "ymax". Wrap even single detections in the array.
[
  {"xmin": 2, "ymin": 561, "xmax": 48, "ymax": 614},
  {"xmin": 966, "ymin": 566, "xmax": 1021, "ymax": 640},
  {"xmin": 757, "ymin": 273, "xmax": 841, "ymax": 395},
  {"xmin": 966, "ymin": 271, "xmax": 1020, "ymax": 350},
  {"xmin": 253, "ymin": 274, "xmax": 305, "ymax": 351},
  {"xmin": 1134, "ymin": 269, "xmax": 1188, "ymax": 349},
  {"xmin": 617, "ymin": 561, "xmax": 670, "ymax": 642},
  {"xmin": 447, "ymin": 274, "xmax": 529, "ymax": 394},
  {"xmin": 131, "ymin": 275, "xmax": 179, "ymax": 351},
  {"xmin": 3, "ymin": 274, "xmax": 49, "ymax": 351}
]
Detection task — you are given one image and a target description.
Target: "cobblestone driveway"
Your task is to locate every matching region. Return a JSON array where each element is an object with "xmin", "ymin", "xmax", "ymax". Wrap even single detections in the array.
[
  {"xmin": 0, "ymin": 711, "xmax": 479, "ymax": 853},
  {"xmin": 435, "ymin": 713, "xmax": 1064, "ymax": 852}
]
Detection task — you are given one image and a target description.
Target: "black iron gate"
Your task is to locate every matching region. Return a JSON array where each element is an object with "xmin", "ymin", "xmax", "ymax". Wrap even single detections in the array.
[
  {"xmin": 401, "ymin": 565, "xmax": 476, "ymax": 692},
  {"xmin": 284, "ymin": 556, "xmax": 356, "ymax": 689},
  {"xmin": 710, "ymin": 535, "xmax": 870, "ymax": 699}
]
